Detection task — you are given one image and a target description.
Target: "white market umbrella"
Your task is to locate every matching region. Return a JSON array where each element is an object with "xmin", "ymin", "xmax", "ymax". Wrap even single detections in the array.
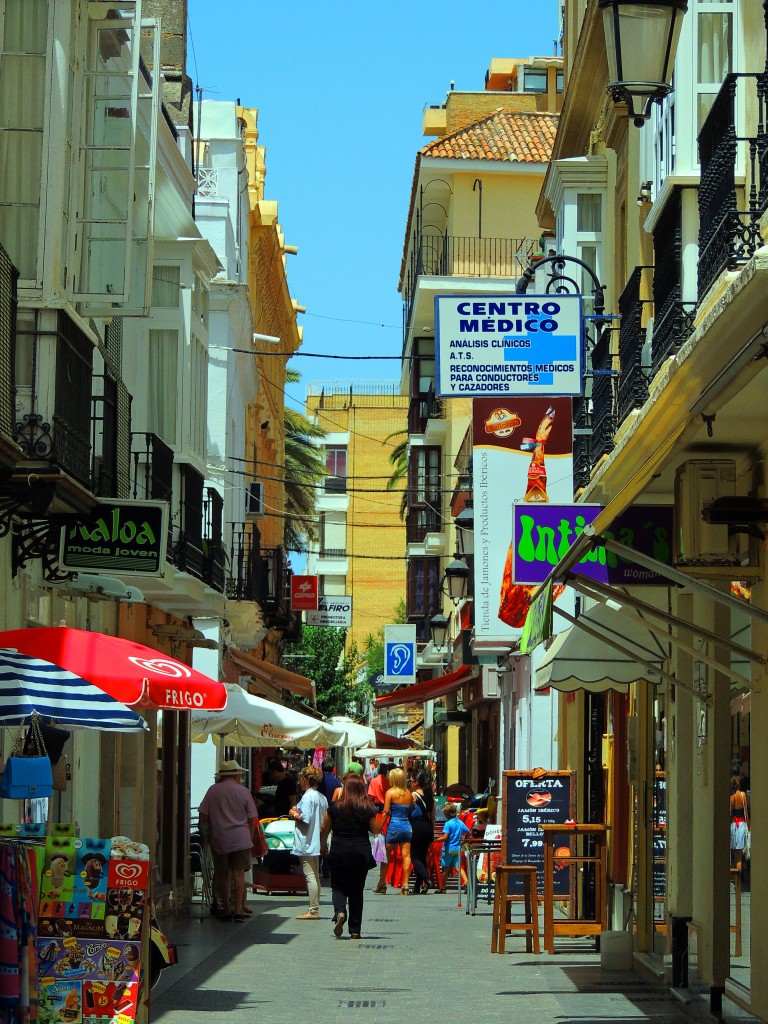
[
  {"xmin": 190, "ymin": 683, "xmax": 346, "ymax": 749},
  {"xmin": 326, "ymin": 716, "xmax": 376, "ymax": 747}
]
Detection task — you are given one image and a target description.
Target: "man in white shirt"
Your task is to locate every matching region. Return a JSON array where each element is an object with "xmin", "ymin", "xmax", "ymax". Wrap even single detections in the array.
[{"xmin": 289, "ymin": 765, "xmax": 328, "ymax": 920}]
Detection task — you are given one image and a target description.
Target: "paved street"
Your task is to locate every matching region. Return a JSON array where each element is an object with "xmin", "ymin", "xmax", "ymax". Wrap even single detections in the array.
[{"xmin": 150, "ymin": 882, "xmax": 756, "ymax": 1024}]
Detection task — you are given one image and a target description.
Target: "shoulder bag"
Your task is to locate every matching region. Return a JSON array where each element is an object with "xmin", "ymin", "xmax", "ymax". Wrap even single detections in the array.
[{"xmin": 0, "ymin": 715, "xmax": 54, "ymax": 799}]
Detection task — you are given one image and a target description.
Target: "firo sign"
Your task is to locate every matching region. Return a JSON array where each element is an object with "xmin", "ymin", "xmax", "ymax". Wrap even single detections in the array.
[{"xmin": 435, "ymin": 293, "xmax": 583, "ymax": 397}]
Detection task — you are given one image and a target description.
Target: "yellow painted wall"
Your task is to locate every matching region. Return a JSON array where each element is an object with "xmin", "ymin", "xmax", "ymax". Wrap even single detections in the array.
[
  {"xmin": 306, "ymin": 390, "xmax": 408, "ymax": 650},
  {"xmin": 240, "ymin": 106, "xmax": 303, "ymax": 551}
]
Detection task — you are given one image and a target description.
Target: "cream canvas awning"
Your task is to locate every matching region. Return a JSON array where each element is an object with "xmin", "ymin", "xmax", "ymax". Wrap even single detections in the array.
[{"xmin": 534, "ymin": 603, "xmax": 668, "ymax": 694}]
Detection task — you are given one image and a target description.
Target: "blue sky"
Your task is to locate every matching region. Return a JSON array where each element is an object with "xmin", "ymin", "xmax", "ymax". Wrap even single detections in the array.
[{"xmin": 187, "ymin": 1, "xmax": 562, "ymax": 413}]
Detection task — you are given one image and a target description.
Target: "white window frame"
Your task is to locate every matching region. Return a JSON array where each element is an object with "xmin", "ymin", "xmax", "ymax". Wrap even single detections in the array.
[{"xmin": 70, "ymin": 4, "xmax": 159, "ymax": 315}]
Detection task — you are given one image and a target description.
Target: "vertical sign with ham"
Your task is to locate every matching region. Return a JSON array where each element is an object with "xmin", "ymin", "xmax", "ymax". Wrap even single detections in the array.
[{"xmin": 472, "ymin": 397, "xmax": 573, "ymax": 649}]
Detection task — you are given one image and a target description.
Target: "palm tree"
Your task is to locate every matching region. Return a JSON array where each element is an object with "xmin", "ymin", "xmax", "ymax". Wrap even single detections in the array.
[
  {"xmin": 385, "ymin": 429, "xmax": 409, "ymax": 520},
  {"xmin": 284, "ymin": 368, "xmax": 326, "ymax": 552}
]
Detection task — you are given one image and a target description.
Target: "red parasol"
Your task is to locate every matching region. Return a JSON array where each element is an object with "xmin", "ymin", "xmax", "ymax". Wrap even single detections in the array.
[{"xmin": 0, "ymin": 627, "xmax": 227, "ymax": 711}]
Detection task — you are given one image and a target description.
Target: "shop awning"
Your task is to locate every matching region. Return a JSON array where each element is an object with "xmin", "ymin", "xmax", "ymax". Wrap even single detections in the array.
[
  {"xmin": 533, "ymin": 604, "xmax": 668, "ymax": 694},
  {"xmin": 373, "ymin": 728, "xmax": 416, "ymax": 749},
  {"xmin": 227, "ymin": 649, "xmax": 315, "ymax": 701},
  {"xmin": 375, "ymin": 665, "xmax": 474, "ymax": 708},
  {"xmin": 355, "ymin": 748, "xmax": 436, "ymax": 759}
]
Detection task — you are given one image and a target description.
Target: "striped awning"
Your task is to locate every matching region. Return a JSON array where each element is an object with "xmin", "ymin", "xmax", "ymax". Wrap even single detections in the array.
[{"xmin": 0, "ymin": 650, "xmax": 148, "ymax": 731}]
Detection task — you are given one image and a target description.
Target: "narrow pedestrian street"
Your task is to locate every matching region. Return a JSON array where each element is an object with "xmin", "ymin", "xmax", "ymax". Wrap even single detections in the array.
[{"xmin": 150, "ymin": 885, "xmax": 756, "ymax": 1024}]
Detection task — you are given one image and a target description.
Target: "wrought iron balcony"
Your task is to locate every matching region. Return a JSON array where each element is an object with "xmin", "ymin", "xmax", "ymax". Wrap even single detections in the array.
[
  {"xmin": 649, "ymin": 188, "xmax": 696, "ymax": 376},
  {"xmin": 616, "ymin": 266, "xmax": 653, "ymax": 426},
  {"xmin": 572, "ymin": 397, "xmax": 592, "ymax": 493},
  {"xmin": 402, "ymin": 234, "xmax": 536, "ymax": 338},
  {"xmin": 324, "ymin": 476, "xmax": 347, "ymax": 494},
  {"xmin": 203, "ymin": 487, "xmax": 226, "ymax": 593},
  {"xmin": 174, "ymin": 464, "xmax": 205, "ymax": 580},
  {"xmin": 91, "ymin": 373, "xmax": 132, "ymax": 499},
  {"xmin": 131, "ymin": 432, "xmax": 173, "ymax": 503},
  {"xmin": 408, "ymin": 385, "xmax": 443, "ymax": 434},
  {"xmin": 318, "ymin": 547, "xmax": 347, "ymax": 559},
  {"xmin": 406, "ymin": 506, "xmax": 441, "ymax": 545},
  {"xmin": 227, "ymin": 522, "xmax": 260, "ymax": 602},
  {"xmin": 698, "ymin": 70, "xmax": 768, "ymax": 299},
  {"xmin": 590, "ymin": 328, "xmax": 617, "ymax": 465},
  {"xmin": 0, "ymin": 245, "xmax": 17, "ymax": 442}
]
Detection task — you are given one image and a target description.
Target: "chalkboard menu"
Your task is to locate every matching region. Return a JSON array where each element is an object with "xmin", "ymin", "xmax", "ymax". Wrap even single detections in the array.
[{"xmin": 501, "ymin": 770, "xmax": 575, "ymax": 895}]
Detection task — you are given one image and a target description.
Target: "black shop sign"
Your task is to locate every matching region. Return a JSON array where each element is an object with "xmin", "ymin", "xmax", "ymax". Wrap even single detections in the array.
[
  {"xmin": 60, "ymin": 500, "xmax": 169, "ymax": 576},
  {"xmin": 501, "ymin": 769, "xmax": 576, "ymax": 896}
]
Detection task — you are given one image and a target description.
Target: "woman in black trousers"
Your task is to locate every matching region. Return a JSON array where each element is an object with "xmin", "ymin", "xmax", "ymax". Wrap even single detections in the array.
[
  {"xmin": 320, "ymin": 775, "xmax": 381, "ymax": 939},
  {"xmin": 409, "ymin": 770, "xmax": 435, "ymax": 894}
]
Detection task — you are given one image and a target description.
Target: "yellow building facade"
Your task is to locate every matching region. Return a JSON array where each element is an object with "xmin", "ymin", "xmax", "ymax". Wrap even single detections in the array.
[{"xmin": 306, "ymin": 385, "xmax": 409, "ymax": 651}]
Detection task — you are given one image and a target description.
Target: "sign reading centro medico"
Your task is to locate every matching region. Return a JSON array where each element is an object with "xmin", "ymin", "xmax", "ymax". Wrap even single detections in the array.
[{"xmin": 435, "ymin": 293, "xmax": 582, "ymax": 398}]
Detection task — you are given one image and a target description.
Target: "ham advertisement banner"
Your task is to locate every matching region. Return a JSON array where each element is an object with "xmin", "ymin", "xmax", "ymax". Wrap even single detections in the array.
[{"xmin": 472, "ymin": 397, "xmax": 573, "ymax": 649}]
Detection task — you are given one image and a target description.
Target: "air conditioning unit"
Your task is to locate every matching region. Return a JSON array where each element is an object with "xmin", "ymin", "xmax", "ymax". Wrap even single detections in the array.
[
  {"xmin": 674, "ymin": 460, "xmax": 738, "ymax": 565},
  {"xmin": 245, "ymin": 481, "xmax": 265, "ymax": 518}
]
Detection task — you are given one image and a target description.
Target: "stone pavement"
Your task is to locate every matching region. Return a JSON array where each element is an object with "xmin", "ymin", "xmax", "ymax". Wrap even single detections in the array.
[{"xmin": 149, "ymin": 882, "xmax": 758, "ymax": 1024}]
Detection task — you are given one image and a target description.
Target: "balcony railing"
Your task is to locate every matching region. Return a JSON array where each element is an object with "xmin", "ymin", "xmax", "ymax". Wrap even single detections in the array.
[
  {"xmin": 228, "ymin": 523, "xmax": 260, "ymax": 602},
  {"xmin": 698, "ymin": 71, "xmax": 768, "ymax": 299},
  {"xmin": 131, "ymin": 432, "xmax": 173, "ymax": 503},
  {"xmin": 406, "ymin": 507, "xmax": 441, "ymax": 545},
  {"xmin": 651, "ymin": 188, "xmax": 696, "ymax": 376},
  {"xmin": 616, "ymin": 266, "xmax": 653, "ymax": 426},
  {"xmin": 92, "ymin": 374, "xmax": 132, "ymax": 499},
  {"xmin": 402, "ymin": 234, "xmax": 536, "ymax": 338},
  {"xmin": 408, "ymin": 385, "xmax": 443, "ymax": 435},
  {"xmin": 573, "ymin": 396, "xmax": 592, "ymax": 493},
  {"xmin": 203, "ymin": 487, "xmax": 225, "ymax": 593},
  {"xmin": 590, "ymin": 328, "xmax": 616, "ymax": 465},
  {"xmin": 319, "ymin": 547, "xmax": 347, "ymax": 559},
  {"xmin": 0, "ymin": 245, "xmax": 17, "ymax": 439},
  {"xmin": 324, "ymin": 476, "xmax": 347, "ymax": 494},
  {"xmin": 174, "ymin": 464, "xmax": 205, "ymax": 580},
  {"xmin": 53, "ymin": 314, "xmax": 93, "ymax": 486}
]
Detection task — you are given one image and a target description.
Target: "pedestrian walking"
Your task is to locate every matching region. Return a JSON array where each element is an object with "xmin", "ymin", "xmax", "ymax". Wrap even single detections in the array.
[
  {"xmin": 409, "ymin": 770, "xmax": 435, "ymax": 894},
  {"xmin": 320, "ymin": 774, "xmax": 381, "ymax": 939},
  {"xmin": 379, "ymin": 767, "xmax": 414, "ymax": 895},
  {"xmin": 436, "ymin": 800, "xmax": 469, "ymax": 893},
  {"xmin": 290, "ymin": 765, "xmax": 328, "ymax": 920}
]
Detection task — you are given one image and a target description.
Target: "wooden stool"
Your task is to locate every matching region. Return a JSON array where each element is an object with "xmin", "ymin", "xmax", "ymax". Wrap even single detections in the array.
[{"xmin": 491, "ymin": 865, "xmax": 540, "ymax": 954}]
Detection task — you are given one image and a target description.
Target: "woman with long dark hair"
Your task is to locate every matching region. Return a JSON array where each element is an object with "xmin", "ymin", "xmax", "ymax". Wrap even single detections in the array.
[
  {"xmin": 320, "ymin": 775, "xmax": 381, "ymax": 939},
  {"xmin": 409, "ymin": 770, "xmax": 435, "ymax": 894}
]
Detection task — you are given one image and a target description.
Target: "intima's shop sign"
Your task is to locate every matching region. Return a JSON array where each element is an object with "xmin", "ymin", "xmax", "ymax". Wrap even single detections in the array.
[
  {"xmin": 512, "ymin": 504, "xmax": 674, "ymax": 585},
  {"xmin": 60, "ymin": 501, "xmax": 168, "ymax": 576},
  {"xmin": 435, "ymin": 293, "xmax": 582, "ymax": 397}
]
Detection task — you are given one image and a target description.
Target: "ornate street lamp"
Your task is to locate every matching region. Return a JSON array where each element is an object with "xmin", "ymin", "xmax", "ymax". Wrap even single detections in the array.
[
  {"xmin": 454, "ymin": 505, "xmax": 474, "ymax": 557},
  {"xmin": 599, "ymin": 0, "xmax": 688, "ymax": 127},
  {"xmin": 429, "ymin": 611, "xmax": 450, "ymax": 650},
  {"xmin": 443, "ymin": 555, "xmax": 469, "ymax": 603}
]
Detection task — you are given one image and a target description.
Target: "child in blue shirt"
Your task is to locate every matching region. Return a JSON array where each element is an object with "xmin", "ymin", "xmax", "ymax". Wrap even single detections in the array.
[{"xmin": 437, "ymin": 801, "xmax": 470, "ymax": 892}]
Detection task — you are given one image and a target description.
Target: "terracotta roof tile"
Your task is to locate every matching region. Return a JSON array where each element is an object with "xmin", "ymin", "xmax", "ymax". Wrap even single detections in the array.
[{"xmin": 421, "ymin": 109, "xmax": 559, "ymax": 163}]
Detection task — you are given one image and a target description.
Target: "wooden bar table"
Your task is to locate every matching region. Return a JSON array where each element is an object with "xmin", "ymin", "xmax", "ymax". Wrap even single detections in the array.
[{"xmin": 540, "ymin": 823, "xmax": 610, "ymax": 954}]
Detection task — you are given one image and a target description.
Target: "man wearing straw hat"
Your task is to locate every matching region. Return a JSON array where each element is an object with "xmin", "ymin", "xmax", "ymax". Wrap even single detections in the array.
[{"xmin": 199, "ymin": 760, "xmax": 257, "ymax": 922}]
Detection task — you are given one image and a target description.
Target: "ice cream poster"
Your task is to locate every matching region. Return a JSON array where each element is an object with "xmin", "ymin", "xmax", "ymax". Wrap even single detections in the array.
[{"xmin": 472, "ymin": 397, "xmax": 573, "ymax": 644}]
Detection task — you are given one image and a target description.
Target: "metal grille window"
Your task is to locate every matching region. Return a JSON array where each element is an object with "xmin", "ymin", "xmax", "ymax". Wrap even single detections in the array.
[{"xmin": 0, "ymin": 0, "xmax": 49, "ymax": 281}]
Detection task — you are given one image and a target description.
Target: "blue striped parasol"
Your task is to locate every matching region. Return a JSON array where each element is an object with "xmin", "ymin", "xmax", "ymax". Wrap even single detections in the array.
[{"xmin": 0, "ymin": 649, "xmax": 148, "ymax": 731}]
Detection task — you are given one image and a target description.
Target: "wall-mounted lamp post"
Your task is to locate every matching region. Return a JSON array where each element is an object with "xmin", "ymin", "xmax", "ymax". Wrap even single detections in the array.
[
  {"xmin": 429, "ymin": 611, "xmax": 450, "ymax": 650},
  {"xmin": 599, "ymin": 0, "xmax": 688, "ymax": 127},
  {"xmin": 454, "ymin": 505, "xmax": 474, "ymax": 557},
  {"xmin": 443, "ymin": 555, "xmax": 469, "ymax": 603}
]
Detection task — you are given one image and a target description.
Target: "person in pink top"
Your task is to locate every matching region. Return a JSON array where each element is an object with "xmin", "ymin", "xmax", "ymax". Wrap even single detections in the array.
[{"xmin": 199, "ymin": 760, "xmax": 257, "ymax": 922}]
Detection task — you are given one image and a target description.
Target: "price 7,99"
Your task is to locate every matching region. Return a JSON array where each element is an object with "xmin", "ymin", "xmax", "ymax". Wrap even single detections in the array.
[{"xmin": 521, "ymin": 839, "xmax": 543, "ymax": 848}]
